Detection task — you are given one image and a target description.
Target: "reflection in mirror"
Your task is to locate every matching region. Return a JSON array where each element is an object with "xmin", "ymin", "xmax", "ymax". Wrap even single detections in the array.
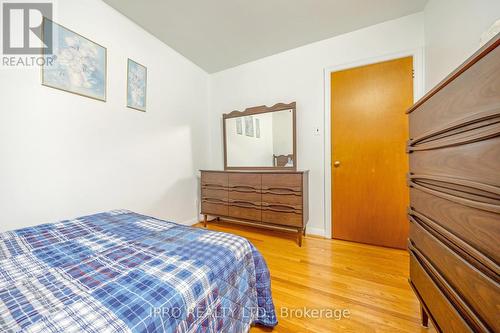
[{"xmin": 225, "ymin": 109, "xmax": 294, "ymax": 168}]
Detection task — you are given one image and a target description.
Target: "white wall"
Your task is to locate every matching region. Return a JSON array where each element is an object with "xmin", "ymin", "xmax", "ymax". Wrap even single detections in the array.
[
  {"xmin": 209, "ymin": 13, "xmax": 425, "ymax": 236},
  {"xmin": 424, "ymin": 0, "xmax": 500, "ymax": 90},
  {"xmin": 0, "ymin": 0, "xmax": 210, "ymax": 231}
]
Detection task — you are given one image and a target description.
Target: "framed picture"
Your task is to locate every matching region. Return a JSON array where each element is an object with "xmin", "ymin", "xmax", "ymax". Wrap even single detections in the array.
[
  {"xmin": 127, "ymin": 59, "xmax": 147, "ymax": 112},
  {"xmin": 245, "ymin": 116, "xmax": 254, "ymax": 137},
  {"xmin": 236, "ymin": 117, "xmax": 243, "ymax": 135},
  {"xmin": 255, "ymin": 118, "xmax": 260, "ymax": 138},
  {"xmin": 41, "ymin": 18, "xmax": 107, "ymax": 101}
]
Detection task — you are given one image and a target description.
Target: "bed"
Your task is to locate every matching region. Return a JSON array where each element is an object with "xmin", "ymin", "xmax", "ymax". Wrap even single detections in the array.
[{"xmin": 0, "ymin": 210, "xmax": 277, "ymax": 332}]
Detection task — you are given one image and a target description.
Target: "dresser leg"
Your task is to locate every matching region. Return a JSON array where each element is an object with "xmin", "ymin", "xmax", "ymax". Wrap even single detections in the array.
[
  {"xmin": 203, "ymin": 215, "xmax": 207, "ymax": 228},
  {"xmin": 303, "ymin": 227, "xmax": 306, "ymax": 236},
  {"xmin": 421, "ymin": 306, "xmax": 429, "ymax": 328},
  {"xmin": 298, "ymin": 229, "xmax": 303, "ymax": 247}
]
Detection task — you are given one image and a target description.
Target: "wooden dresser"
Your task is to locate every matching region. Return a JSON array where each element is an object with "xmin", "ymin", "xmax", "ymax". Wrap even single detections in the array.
[
  {"xmin": 407, "ymin": 35, "xmax": 500, "ymax": 331},
  {"xmin": 200, "ymin": 170, "xmax": 309, "ymax": 246}
]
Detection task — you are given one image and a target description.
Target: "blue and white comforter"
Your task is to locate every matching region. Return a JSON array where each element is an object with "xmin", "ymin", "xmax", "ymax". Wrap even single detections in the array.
[{"xmin": 0, "ymin": 210, "xmax": 277, "ymax": 332}]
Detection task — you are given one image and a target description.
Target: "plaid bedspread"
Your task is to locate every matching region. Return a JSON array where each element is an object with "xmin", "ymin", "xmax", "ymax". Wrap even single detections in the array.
[{"xmin": 0, "ymin": 210, "xmax": 277, "ymax": 332}]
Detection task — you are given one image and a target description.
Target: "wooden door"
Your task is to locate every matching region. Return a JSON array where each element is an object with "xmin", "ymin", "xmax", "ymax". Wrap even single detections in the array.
[{"xmin": 331, "ymin": 57, "xmax": 413, "ymax": 249}]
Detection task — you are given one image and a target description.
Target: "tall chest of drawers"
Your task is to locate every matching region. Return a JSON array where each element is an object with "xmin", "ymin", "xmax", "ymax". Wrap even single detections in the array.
[
  {"xmin": 407, "ymin": 35, "xmax": 500, "ymax": 332},
  {"xmin": 200, "ymin": 170, "xmax": 309, "ymax": 246}
]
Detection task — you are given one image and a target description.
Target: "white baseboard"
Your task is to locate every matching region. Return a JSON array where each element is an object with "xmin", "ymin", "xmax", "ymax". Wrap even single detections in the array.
[{"xmin": 306, "ymin": 227, "xmax": 326, "ymax": 237}]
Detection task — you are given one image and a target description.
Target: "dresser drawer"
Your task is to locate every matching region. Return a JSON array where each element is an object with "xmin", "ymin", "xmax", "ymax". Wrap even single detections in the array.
[
  {"xmin": 262, "ymin": 190, "xmax": 302, "ymax": 208},
  {"xmin": 228, "ymin": 173, "xmax": 261, "ymax": 190},
  {"xmin": 229, "ymin": 189, "xmax": 261, "ymax": 205},
  {"xmin": 201, "ymin": 172, "xmax": 228, "ymax": 188},
  {"xmin": 409, "ymin": 252, "xmax": 473, "ymax": 333},
  {"xmin": 262, "ymin": 173, "xmax": 302, "ymax": 192},
  {"xmin": 410, "ymin": 218, "xmax": 500, "ymax": 331},
  {"xmin": 410, "ymin": 137, "xmax": 500, "ymax": 187},
  {"xmin": 201, "ymin": 200, "xmax": 228, "ymax": 216},
  {"xmin": 410, "ymin": 188, "xmax": 500, "ymax": 265},
  {"xmin": 228, "ymin": 203, "xmax": 261, "ymax": 221},
  {"xmin": 202, "ymin": 188, "xmax": 227, "ymax": 202},
  {"xmin": 200, "ymin": 170, "xmax": 309, "ymax": 246},
  {"xmin": 262, "ymin": 205, "xmax": 302, "ymax": 227},
  {"xmin": 409, "ymin": 46, "xmax": 500, "ymax": 139}
]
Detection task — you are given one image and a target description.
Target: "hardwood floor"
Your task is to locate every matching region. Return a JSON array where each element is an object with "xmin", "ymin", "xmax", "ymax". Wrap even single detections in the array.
[{"xmin": 195, "ymin": 221, "xmax": 436, "ymax": 333}]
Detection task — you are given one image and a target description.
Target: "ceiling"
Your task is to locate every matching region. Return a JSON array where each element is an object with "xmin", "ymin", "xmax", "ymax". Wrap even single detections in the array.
[{"xmin": 103, "ymin": 0, "xmax": 428, "ymax": 73}]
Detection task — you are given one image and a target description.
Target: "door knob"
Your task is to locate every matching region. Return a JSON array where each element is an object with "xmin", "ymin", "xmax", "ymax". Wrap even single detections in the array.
[{"xmin": 333, "ymin": 161, "xmax": 341, "ymax": 168}]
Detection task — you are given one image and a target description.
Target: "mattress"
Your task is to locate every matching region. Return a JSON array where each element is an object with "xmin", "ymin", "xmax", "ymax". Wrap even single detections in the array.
[{"xmin": 0, "ymin": 210, "xmax": 277, "ymax": 332}]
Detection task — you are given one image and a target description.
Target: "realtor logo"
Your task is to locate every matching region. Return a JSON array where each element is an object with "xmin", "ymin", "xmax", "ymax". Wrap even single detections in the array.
[{"xmin": 2, "ymin": 2, "xmax": 53, "ymax": 54}]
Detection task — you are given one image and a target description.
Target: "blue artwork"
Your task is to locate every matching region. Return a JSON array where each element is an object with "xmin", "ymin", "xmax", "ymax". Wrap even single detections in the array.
[
  {"xmin": 42, "ymin": 19, "xmax": 107, "ymax": 101},
  {"xmin": 127, "ymin": 59, "xmax": 147, "ymax": 111}
]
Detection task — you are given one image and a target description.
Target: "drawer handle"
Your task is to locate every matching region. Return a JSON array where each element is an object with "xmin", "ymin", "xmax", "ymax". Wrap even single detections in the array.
[
  {"xmin": 408, "ymin": 108, "xmax": 500, "ymax": 151},
  {"xmin": 228, "ymin": 200, "xmax": 260, "ymax": 208},
  {"xmin": 410, "ymin": 108, "xmax": 499, "ymax": 143},
  {"xmin": 408, "ymin": 174, "xmax": 500, "ymax": 196},
  {"xmin": 202, "ymin": 183, "xmax": 226, "ymax": 189},
  {"xmin": 202, "ymin": 198, "xmax": 226, "ymax": 204},
  {"xmin": 409, "ymin": 124, "xmax": 499, "ymax": 151},
  {"xmin": 262, "ymin": 204, "xmax": 301, "ymax": 213},
  {"xmin": 228, "ymin": 185, "xmax": 259, "ymax": 192},
  {"xmin": 262, "ymin": 187, "xmax": 300, "ymax": 193},
  {"xmin": 408, "ymin": 177, "xmax": 500, "ymax": 213},
  {"xmin": 262, "ymin": 203, "xmax": 296, "ymax": 209}
]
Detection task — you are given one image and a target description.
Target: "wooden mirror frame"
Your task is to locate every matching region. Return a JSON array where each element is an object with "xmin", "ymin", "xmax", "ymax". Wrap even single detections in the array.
[{"xmin": 223, "ymin": 102, "xmax": 297, "ymax": 171}]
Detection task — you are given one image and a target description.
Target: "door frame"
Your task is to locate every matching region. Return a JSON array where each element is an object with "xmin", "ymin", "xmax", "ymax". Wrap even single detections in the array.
[{"xmin": 323, "ymin": 49, "xmax": 425, "ymax": 239}]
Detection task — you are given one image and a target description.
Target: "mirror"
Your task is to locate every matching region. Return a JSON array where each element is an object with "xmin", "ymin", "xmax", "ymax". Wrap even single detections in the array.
[{"xmin": 223, "ymin": 102, "xmax": 296, "ymax": 170}]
